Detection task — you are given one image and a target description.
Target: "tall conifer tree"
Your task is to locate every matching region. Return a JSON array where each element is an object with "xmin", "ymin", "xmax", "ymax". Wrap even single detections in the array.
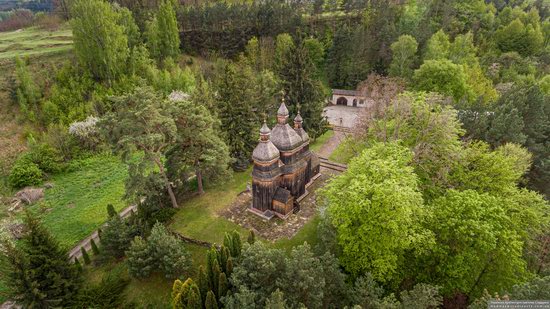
[{"xmin": 278, "ymin": 37, "xmax": 327, "ymax": 138}]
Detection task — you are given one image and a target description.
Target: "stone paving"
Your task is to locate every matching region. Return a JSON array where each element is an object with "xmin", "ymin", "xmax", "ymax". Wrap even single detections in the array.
[{"xmin": 322, "ymin": 105, "xmax": 361, "ymax": 128}]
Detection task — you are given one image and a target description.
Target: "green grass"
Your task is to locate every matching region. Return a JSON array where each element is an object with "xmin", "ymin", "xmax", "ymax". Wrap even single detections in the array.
[
  {"xmin": 29, "ymin": 154, "xmax": 128, "ymax": 249},
  {"xmin": 0, "ymin": 26, "xmax": 72, "ymax": 59},
  {"xmin": 170, "ymin": 169, "xmax": 251, "ymax": 244},
  {"xmin": 272, "ymin": 215, "xmax": 320, "ymax": 252},
  {"xmin": 310, "ymin": 130, "xmax": 334, "ymax": 153}
]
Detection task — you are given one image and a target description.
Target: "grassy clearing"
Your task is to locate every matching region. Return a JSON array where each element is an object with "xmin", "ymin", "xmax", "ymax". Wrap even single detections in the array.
[
  {"xmin": 27, "ymin": 154, "xmax": 128, "ymax": 249},
  {"xmin": 170, "ymin": 169, "xmax": 251, "ymax": 244},
  {"xmin": 0, "ymin": 26, "xmax": 72, "ymax": 60}
]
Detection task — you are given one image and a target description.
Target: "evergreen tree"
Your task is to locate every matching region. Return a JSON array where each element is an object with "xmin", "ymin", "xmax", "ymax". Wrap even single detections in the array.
[
  {"xmin": 265, "ymin": 289, "xmax": 288, "ymax": 309},
  {"xmin": 278, "ymin": 36, "xmax": 327, "ymax": 138},
  {"xmin": 126, "ymin": 236, "xmax": 153, "ymax": 278},
  {"xmin": 172, "ymin": 278, "xmax": 202, "ymax": 309},
  {"xmin": 218, "ymin": 272, "xmax": 228, "ymax": 299},
  {"xmin": 81, "ymin": 247, "xmax": 91, "ymax": 265},
  {"xmin": 90, "ymin": 238, "xmax": 100, "ymax": 255},
  {"xmin": 205, "ymin": 290, "xmax": 218, "ymax": 309},
  {"xmin": 226, "ymin": 257, "xmax": 234, "ymax": 278},
  {"xmin": 107, "ymin": 203, "xmax": 117, "ymax": 218},
  {"xmin": 100, "ymin": 214, "xmax": 133, "ymax": 259},
  {"xmin": 74, "ymin": 257, "xmax": 82, "ymax": 272},
  {"xmin": 197, "ymin": 265, "xmax": 209, "ymax": 304},
  {"xmin": 147, "ymin": 223, "xmax": 191, "ymax": 279},
  {"xmin": 214, "ymin": 62, "xmax": 257, "ymax": 170},
  {"xmin": 100, "ymin": 86, "xmax": 180, "ymax": 208},
  {"xmin": 282, "ymin": 243, "xmax": 325, "ymax": 308},
  {"xmin": 168, "ymin": 97, "xmax": 232, "ymax": 195},
  {"xmin": 146, "ymin": 0, "xmax": 180, "ymax": 62},
  {"xmin": 4, "ymin": 212, "xmax": 81, "ymax": 307},
  {"xmin": 247, "ymin": 230, "xmax": 255, "ymax": 244}
]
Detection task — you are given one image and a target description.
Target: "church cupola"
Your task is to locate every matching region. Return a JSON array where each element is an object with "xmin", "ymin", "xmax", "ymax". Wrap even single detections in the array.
[
  {"xmin": 294, "ymin": 111, "xmax": 309, "ymax": 142},
  {"xmin": 271, "ymin": 100, "xmax": 303, "ymax": 151},
  {"xmin": 277, "ymin": 100, "xmax": 289, "ymax": 124},
  {"xmin": 294, "ymin": 112, "xmax": 303, "ymax": 129},
  {"xmin": 252, "ymin": 121, "xmax": 280, "ymax": 162}
]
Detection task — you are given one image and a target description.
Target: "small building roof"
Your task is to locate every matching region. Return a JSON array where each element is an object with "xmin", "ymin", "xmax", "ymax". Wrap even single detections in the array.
[{"xmin": 332, "ymin": 89, "xmax": 359, "ymax": 96}]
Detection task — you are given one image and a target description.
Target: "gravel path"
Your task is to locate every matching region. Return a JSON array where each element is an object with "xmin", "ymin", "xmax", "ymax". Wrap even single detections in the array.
[{"xmin": 315, "ymin": 130, "xmax": 347, "ymax": 158}]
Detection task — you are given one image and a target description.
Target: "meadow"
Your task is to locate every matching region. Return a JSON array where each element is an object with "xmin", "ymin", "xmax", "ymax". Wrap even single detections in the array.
[{"xmin": 0, "ymin": 26, "xmax": 72, "ymax": 60}]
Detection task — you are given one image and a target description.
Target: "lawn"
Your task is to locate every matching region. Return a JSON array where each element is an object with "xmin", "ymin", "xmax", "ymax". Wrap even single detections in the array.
[
  {"xmin": 0, "ymin": 26, "xmax": 72, "ymax": 60},
  {"xmin": 169, "ymin": 169, "xmax": 251, "ymax": 244},
  {"xmin": 28, "ymin": 154, "xmax": 128, "ymax": 249}
]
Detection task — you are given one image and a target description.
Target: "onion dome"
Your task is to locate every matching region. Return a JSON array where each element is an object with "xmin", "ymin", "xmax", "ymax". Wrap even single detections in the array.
[
  {"xmin": 277, "ymin": 101, "xmax": 289, "ymax": 116},
  {"xmin": 271, "ymin": 102, "xmax": 303, "ymax": 151},
  {"xmin": 252, "ymin": 121, "xmax": 280, "ymax": 162},
  {"xmin": 294, "ymin": 112, "xmax": 309, "ymax": 142}
]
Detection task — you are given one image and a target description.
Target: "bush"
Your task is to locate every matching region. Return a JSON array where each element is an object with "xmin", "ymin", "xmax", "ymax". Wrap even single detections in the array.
[
  {"xmin": 126, "ymin": 223, "xmax": 191, "ymax": 279},
  {"xmin": 8, "ymin": 160, "xmax": 43, "ymax": 188},
  {"xmin": 23, "ymin": 143, "xmax": 63, "ymax": 174}
]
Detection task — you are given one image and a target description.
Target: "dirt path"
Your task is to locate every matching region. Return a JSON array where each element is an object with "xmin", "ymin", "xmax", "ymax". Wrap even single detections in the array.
[{"xmin": 315, "ymin": 130, "xmax": 347, "ymax": 158}]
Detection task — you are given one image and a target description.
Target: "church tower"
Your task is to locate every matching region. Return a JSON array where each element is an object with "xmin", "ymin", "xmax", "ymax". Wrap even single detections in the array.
[{"xmin": 251, "ymin": 121, "xmax": 281, "ymax": 213}]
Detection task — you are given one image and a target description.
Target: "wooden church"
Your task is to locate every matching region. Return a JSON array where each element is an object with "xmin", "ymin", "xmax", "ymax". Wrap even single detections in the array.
[{"xmin": 250, "ymin": 101, "xmax": 320, "ymax": 220}]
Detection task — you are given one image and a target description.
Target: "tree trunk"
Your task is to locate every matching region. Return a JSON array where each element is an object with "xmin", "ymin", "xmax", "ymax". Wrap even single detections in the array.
[
  {"xmin": 154, "ymin": 157, "xmax": 179, "ymax": 208},
  {"xmin": 195, "ymin": 161, "xmax": 204, "ymax": 195}
]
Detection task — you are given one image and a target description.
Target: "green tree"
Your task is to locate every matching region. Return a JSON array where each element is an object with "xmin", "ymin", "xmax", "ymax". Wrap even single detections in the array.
[
  {"xmin": 205, "ymin": 290, "xmax": 218, "ymax": 309},
  {"xmin": 229, "ymin": 242, "xmax": 286, "ymax": 306},
  {"xmin": 366, "ymin": 92, "xmax": 465, "ymax": 198},
  {"xmin": 423, "ymin": 30, "xmax": 450, "ymax": 61},
  {"xmin": 147, "ymin": 222, "xmax": 191, "ymax": 279},
  {"xmin": 278, "ymin": 37, "xmax": 327, "ymax": 138},
  {"xmin": 80, "ymin": 247, "xmax": 91, "ymax": 265},
  {"xmin": 71, "ymin": 0, "xmax": 129, "ymax": 83},
  {"xmin": 274, "ymin": 33, "xmax": 295, "ymax": 72},
  {"xmin": 417, "ymin": 190, "xmax": 529, "ymax": 297},
  {"xmin": 90, "ymin": 238, "xmax": 100, "ymax": 255},
  {"xmin": 283, "ymin": 243, "xmax": 325, "ymax": 308},
  {"xmin": 100, "ymin": 214, "xmax": 133, "ymax": 259},
  {"xmin": 146, "ymin": 0, "xmax": 180, "ymax": 62},
  {"xmin": 413, "ymin": 59, "xmax": 472, "ymax": 103},
  {"xmin": 172, "ymin": 278, "xmax": 202, "ymax": 309},
  {"xmin": 14, "ymin": 56, "xmax": 40, "ymax": 122},
  {"xmin": 3, "ymin": 212, "xmax": 80, "ymax": 307},
  {"xmin": 126, "ymin": 236, "xmax": 154, "ymax": 278},
  {"xmin": 265, "ymin": 289, "xmax": 288, "ymax": 309},
  {"xmin": 400, "ymin": 284, "xmax": 442, "ymax": 308},
  {"xmin": 495, "ymin": 18, "xmax": 544, "ymax": 56},
  {"xmin": 483, "ymin": 82, "xmax": 550, "ymax": 198},
  {"xmin": 214, "ymin": 62, "xmax": 258, "ymax": 170},
  {"xmin": 389, "ymin": 35, "xmax": 418, "ymax": 79},
  {"xmin": 100, "ymin": 86, "xmax": 179, "ymax": 208},
  {"xmin": 321, "ymin": 142, "xmax": 427, "ymax": 282},
  {"xmin": 168, "ymin": 97, "xmax": 231, "ymax": 195}
]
